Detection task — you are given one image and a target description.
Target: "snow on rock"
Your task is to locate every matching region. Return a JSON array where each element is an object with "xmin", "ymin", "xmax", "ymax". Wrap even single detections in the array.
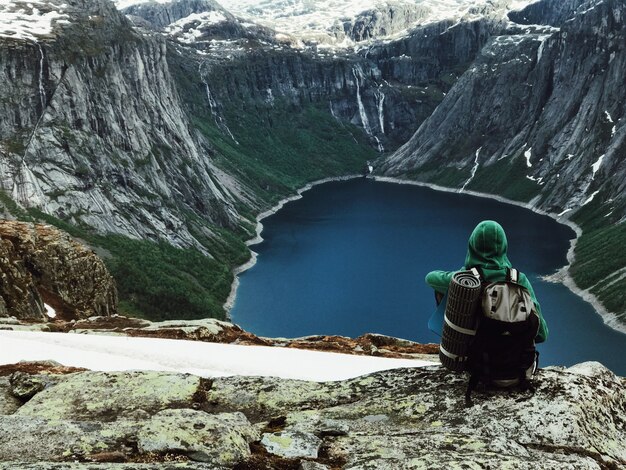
[
  {"xmin": 0, "ymin": 0, "xmax": 69, "ymax": 42},
  {"xmin": 217, "ymin": 0, "xmax": 542, "ymax": 44},
  {"xmin": 0, "ymin": 330, "xmax": 435, "ymax": 382},
  {"xmin": 43, "ymin": 304, "xmax": 56, "ymax": 319},
  {"xmin": 591, "ymin": 153, "xmax": 605, "ymax": 178},
  {"xmin": 164, "ymin": 11, "xmax": 227, "ymax": 43},
  {"xmin": 524, "ymin": 146, "xmax": 533, "ymax": 167},
  {"xmin": 114, "ymin": 0, "xmax": 173, "ymax": 9},
  {"xmin": 582, "ymin": 189, "xmax": 600, "ymax": 206}
]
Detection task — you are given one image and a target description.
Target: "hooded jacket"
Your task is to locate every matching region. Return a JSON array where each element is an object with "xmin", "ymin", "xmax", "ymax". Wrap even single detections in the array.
[{"xmin": 425, "ymin": 220, "xmax": 548, "ymax": 343}]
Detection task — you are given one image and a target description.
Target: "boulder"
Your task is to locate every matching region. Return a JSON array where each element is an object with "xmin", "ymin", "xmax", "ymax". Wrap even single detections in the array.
[
  {"xmin": 15, "ymin": 371, "xmax": 209, "ymax": 421},
  {"xmin": 137, "ymin": 409, "xmax": 259, "ymax": 465},
  {"xmin": 0, "ymin": 221, "xmax": 117, "ymax": 321}
]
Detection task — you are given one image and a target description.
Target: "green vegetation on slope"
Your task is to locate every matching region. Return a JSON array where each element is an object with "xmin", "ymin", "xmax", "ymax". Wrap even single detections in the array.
[
  {"xmin": 20, "ymin": 209, "xmax": 248, "ymax": 321},
  {"xmin": 570, "ymin": 222, "xmax": 626, "ymax": 318},
  {"xmin": 465, "ymin": 155, "xmax": 541, "ymax": 203},
  {"xmin": 195, "ymin": 101, "xmax": 376, "ymax": 205}
]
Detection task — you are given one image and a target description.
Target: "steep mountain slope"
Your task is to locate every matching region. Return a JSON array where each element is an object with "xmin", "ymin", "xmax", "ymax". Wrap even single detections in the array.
[{"xmin": 0, "ymin": 0, "xmax": 241, "ymax": 248}]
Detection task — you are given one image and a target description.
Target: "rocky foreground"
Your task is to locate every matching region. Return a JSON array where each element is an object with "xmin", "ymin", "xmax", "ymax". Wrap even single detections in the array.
[{"xmin": 0, "ymin": 360, "xmax": 624, "ymax": 469}]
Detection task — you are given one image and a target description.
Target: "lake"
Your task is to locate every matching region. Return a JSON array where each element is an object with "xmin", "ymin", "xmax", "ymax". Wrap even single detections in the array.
[{"xmin": 231, "ymin": 178, "xmax": 626, "ymax": 375}]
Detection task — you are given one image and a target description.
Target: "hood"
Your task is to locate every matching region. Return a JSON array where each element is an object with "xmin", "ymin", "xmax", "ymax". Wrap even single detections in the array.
[{"xmin": 464, "ymin": 220, "xmax": 512, "ymax": 270}]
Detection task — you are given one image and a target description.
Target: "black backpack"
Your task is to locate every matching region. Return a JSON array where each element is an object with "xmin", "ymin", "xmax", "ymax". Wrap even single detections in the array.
[{"xmin": 464, "ymin": 267, "xmax": 540, "ymax": 405}]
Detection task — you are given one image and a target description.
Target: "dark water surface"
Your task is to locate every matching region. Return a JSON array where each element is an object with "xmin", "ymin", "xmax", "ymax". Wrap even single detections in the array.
[{"xmin": 231, "ymin": 179, "xmax": 626, "ymax": 375}]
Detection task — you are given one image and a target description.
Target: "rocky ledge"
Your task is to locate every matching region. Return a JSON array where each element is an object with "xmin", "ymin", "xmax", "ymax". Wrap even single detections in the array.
[
  {"xmin": 0, "ymin": 360, "xmax": 623, "ymax": 469},
  {"xmin": 0, "ymin": 315, "xmax": 438, "ymax": 361},
  {"xmin": 0, "ymin": 221, "xmax": 117, "ymax": 321}
]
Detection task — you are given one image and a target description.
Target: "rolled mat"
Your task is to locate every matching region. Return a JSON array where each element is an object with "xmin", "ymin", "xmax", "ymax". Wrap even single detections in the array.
[{"xmin": 440, "ymin": 270, "xmax": 482, "ymax": 372}]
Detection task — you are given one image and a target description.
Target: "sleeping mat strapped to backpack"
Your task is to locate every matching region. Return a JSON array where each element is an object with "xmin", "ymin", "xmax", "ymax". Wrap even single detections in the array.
[{"xmin": 439, "ymin": 270, "xmax": 482, "ymax": 372}]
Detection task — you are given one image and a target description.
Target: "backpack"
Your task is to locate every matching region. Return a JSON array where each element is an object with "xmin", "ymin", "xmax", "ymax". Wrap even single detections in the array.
[{"xmin": 464, "ymin": 267, "xmax": 540, "ymax": 405}]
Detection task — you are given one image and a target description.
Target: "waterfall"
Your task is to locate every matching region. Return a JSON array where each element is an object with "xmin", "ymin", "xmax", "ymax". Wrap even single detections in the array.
[
  {"xmin": 201, "ymin": 67, "xmax": 239, "ymax": 145},
  {"xmin": 374, "ymin": 136, "xmax": 384, "ymax": 153},
  {"xmin": 36, "ymin": 42, "xmax": 46, "ymax": 109},
  {"xmin": 375, "ymin": 90, "xmax": 385, "ymax": 134},
  {"xmin": 460, "ymin": 147, "xmax": 482, "ymax": 192},
  {"xmin": 352, "ymin": 66, "xmax": 372, "ymax": 136},
  {"xmin": 329, "ymin": 101, "xmax": 338, "ymax": 120}
]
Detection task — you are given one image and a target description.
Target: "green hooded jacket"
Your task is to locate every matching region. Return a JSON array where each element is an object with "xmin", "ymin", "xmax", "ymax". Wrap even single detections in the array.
[{"xmin": 425, "ymin": 220, "xmax": 548, "ymax": 343}]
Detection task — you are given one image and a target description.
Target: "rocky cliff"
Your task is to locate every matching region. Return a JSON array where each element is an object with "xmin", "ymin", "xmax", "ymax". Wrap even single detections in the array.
[
  {"xmin": 0, "ymin": 0, "xmax": 244, "ymax": 251},
  {"xmin": 0, "ymin": 221, "xmax": 117, "ymax": 321},
  {"xmin": 0, "ymin": 360, "xmax": 623, "ymax": 469},
  {"xmin": 382, "ymin": 0, "xmax": 626, "ymax": 221}
]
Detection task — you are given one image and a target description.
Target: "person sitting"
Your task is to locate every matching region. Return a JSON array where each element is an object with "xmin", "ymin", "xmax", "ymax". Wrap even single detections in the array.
[{"xmin": 425, "ymin": 220, "xmax": 548, "ymax": 343}]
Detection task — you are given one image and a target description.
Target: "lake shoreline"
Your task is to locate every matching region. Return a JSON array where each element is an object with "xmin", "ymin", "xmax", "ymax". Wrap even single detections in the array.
[
  {"xmin": 373, "ymin": 175, "xmax": 626, "ymax": 336},
  {"xmin": 224, "ymin": 173, "xmax": 625, "ymax": 337},
  {"xmin": 223, "ymin": 174, "xmax": 362, "ymax": 315}
]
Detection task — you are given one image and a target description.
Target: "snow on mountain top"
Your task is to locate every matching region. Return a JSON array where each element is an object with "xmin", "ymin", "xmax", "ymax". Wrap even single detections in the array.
[
  {"xmin": 0, "ymin": 330, "xmax": 436, "ymax": 382},
  {"xmin": 217, "ymin": 0, "xmax": 543, "ymax": 42},
  {"xmin": 165, "ymin": 10, "xmax": 227, "ymax": 43},
  {"xmin": 114, "ymin": 0, "xmax": 173, "ymax": 9},
  {"xmin": 0, "ymin": 0, "xmax": 69, "ymax": 42}
]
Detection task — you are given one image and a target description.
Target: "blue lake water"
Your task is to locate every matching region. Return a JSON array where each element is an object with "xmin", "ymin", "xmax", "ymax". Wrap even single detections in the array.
[{"xmin": 231, "ymin": 179, "xmax": 626, "ymax": 376}]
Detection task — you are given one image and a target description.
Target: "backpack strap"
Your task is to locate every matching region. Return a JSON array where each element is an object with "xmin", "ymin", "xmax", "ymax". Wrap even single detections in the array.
[
  {"xmin": 470, "ymin": 267, "xmax": 483, "ymax": 282},
  {"xmin": 465, "ymin": 373, "xmax": 480, "ymax": 407},
  {"xmin": 507, "ymin": 268, "xmax": 519, "ymax": 283}
]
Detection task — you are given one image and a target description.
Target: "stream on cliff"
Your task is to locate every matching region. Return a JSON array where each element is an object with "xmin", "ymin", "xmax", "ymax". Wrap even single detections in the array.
[{"xmin": 231, "ymin": 179, "xmax": 626, "ymax": 375}]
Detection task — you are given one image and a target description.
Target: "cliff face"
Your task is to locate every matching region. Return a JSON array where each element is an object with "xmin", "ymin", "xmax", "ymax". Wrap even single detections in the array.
[
  {"xmin": 0, "ymin": 360, "xmax": 623, "ymax": 468},
  {"xmin": 339, "ymin": 2, "xmax": 433, "ymax": 42},
  {"xmin": 0, "ymin": 0, "xmax": 243, "ymax": 252},
  {"xmin": 0, "ymin": 221, "xmax": 117, "ymax": 321},
  {"xmin": 382, "ymin": 0, "xmax": 626, "ymax": 221}
]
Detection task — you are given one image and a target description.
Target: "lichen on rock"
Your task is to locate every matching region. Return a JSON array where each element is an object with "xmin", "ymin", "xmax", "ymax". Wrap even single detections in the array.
[{"xmin": 0, "ymin": 361, "xmax": 623, "ymax": 469}]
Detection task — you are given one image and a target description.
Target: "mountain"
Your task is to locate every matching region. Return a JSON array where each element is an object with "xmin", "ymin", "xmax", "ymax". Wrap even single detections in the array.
[{"xmin": 0, "ymin": 0, "xmax": 624, "ymax": 328}]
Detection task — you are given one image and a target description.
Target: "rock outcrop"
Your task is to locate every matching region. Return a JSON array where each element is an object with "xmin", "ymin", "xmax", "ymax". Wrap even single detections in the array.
[
  {"xmin": 0, "ymin": 360, "xmax": 623, "ymax": 468},
  {"xmin": 0, "ymin": 221, "xmax": 117, "ymax": 321},
  {"xmin": 339, "ymin": 2, "xmax": 432, "ymax": 42},
  {"xmin": 122, "ymin": 0, "xmax": 229, "ymax": 29}
]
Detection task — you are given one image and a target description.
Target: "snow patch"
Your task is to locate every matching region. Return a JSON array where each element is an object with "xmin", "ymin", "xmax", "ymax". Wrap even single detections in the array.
[
  {"xmin": 43, "ymin": 303, "xmax": 56, "ymax": 318},
  {"xmin": 591, "ymin": 154, "xmax": 604, "ymax": 179},
  {"xmin": 165, "ymin": 11, "xmax": 227, "ymax": 44},
  {"xmin": 558, "ymin": 208, "xmax": 573, "ymax": 217},
  {"xmin": 582, "ymin": 190, "xmax": 600, "ymax": 206},
  {"xmin": 216, "ymin": 0, "xmax": 542, "ymax": 46},
  {"xmin": 524, "ymin": 147, "xmax": 533, "ymax": 168},
  {"xmin": 0, "ymin": 0, "xmax": 69, "ymax": 42},
  {"xmin": 0, "ymin": 331, "xmax": 435, "ymax": 382}
]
